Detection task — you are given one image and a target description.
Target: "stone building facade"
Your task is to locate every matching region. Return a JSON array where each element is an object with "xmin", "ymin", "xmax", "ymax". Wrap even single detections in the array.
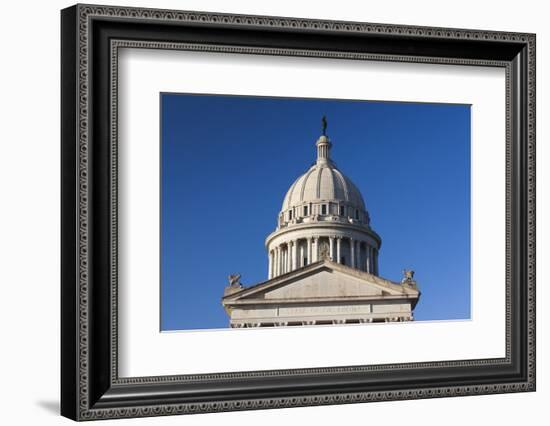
[{"xmin": 222, "ymin": 122, "xmax": 420, "ymax": 327}]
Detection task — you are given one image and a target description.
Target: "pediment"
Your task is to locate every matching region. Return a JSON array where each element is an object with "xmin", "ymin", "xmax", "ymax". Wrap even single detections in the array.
[
  {"xmin": 260, "ymin": 269, "xmax": 385, "ymax": 299},
  {"xmin": 223, "ymin": 260, "xmax": 417, "ymax": 303}
]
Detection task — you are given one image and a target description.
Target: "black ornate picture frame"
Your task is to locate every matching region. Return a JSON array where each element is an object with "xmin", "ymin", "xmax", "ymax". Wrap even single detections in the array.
[{"xmin": 61, "ymin": 4, "xmax": 536, "ymax": 421}]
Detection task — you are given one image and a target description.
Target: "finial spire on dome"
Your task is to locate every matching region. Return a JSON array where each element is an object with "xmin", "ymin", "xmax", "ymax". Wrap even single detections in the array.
[{"xmin": 316, "ymin": 116, "xmax": 332, "ymax": 165}]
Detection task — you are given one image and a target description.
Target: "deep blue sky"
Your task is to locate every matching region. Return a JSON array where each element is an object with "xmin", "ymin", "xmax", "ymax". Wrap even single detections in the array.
[{"xmin": 160, "ymin": 93, "xmax": 471, "ymax": 331}]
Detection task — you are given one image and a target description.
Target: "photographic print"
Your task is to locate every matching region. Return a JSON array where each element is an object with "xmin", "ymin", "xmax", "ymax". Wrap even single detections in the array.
[
  {"xmin": 160, "ymin": 94, "xmax": 471, "ymax": 331},
  {"xmin": 61, "ymin": 6, "xmax": 535, "ymax": 418}
]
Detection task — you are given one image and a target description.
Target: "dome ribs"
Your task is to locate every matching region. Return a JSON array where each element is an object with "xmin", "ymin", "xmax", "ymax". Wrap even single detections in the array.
[
  {"xmin": 316, "ymin": 166, "xmax": 323, "ymax": 199},
  {"xmin": 283, "ymin": 175, "xmax": 300, "ymax": 210},
  {"xmin": 299, "ymin": 166, "xmax": 317, "ymax": 204},
  {"xmin": 333, "ymin": 168, "xmax": 351, "ymax": 203}
]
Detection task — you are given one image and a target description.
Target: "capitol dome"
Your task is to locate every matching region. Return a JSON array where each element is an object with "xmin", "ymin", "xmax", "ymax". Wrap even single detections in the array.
[
  {"xmin": 265, "ymin": 119, "xmax": 381, "ymax": 280},
  {"xmin": 281, "ymin": 145, "xmax": 366, "ymax": 212},
  {"xmin": 276, "ymin": 134, "xmax": 370, "ymax": 229}
]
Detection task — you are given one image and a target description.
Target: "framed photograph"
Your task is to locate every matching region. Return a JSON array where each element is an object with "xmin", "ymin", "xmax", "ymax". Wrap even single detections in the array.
[{"xmin": 61, "ymin": 4, "xmax": 536, "ymax": 421}]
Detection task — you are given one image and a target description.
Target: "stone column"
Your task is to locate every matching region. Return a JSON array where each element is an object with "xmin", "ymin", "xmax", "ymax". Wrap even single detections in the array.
[
  {"xmin": 313, "ymin": 237, "xmax": 319, "ymax": 262},
  {"xmin": 300, "ymin": 243, "xmax": 305, "ymax": 267},
  {"xmin": 307, "ymin": 237, "xmax": 312, "ymax": 266},
  {"xmin": 280, "ymin": 246, "xmax": 284, "ymax": 275},
  {"xmin": 355, "ymin": 240, "xmax": 363, "ymax": 269},
  {"xmin": 361, "ymin": 242, "xmax": 369, "ymax": 271},
  {"xmin": 274, "ymin": 247, "xmax": 279, "ymax": 277},
  {"xmin": 329, "ymin": 236, "xmax": 335, "ymax": 261},
  {"xmin": 365, "ymin": 244, "xmax": 372, "ymax": 274},
  {"xmin": 287, "ymin": 242, "xmax": 292, "ymax": 272},
  {"xmin": 370, "ymin": 247, "xmax": 375, "ymax": 274},
  {"xmin": 288, "ymin": 241, "xmax": 293, "ymax": 271},
  {"xmin": 294, "ymin": 239, "xmax": 299, "ymax": 270},
  {"xmin": 280, "ymin": 245, "xmax": 284, "ymax": 275},
  {"xmin": 349, "ymin": 238, "xmax": 355, "ymax": 268},
  {"xmin": 268, "ymin": 250, "xmax": 273, "ymax": 279},
  {"xmin": 336, "ymin": 237, "xmax": 341, "ymax": 264},
  {"xmin": 273, "ymin": 249, "xmax": 277, "ymax": 277},
  {"xmin": 288, "ymin": 246, "xmax": 291, "ymax": 273}
]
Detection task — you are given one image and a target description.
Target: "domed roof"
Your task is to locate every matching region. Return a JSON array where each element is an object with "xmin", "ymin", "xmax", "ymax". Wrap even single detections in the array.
[
  {"xmin": 281, "ymin": 133, "xmax": 366, "ymax": 212},
  {"xmin": 282, "ymin": 163, "xmax": 366, "ymax": 211}
]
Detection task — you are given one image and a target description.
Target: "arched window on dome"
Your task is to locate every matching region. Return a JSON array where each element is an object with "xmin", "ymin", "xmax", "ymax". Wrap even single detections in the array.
[
  {"xmin": 355, "ymin": 209, "xmax": 359, "ymax": 220},
  {"xmin": 303, "ymin": 205, "xmax": 308, "ymax": 216},
  {"xmin": 321, "ymin": 204, "xmax": 327, "ymax": 215},
  {"xmin": 289, "ymin": 210, "xmax": 293, "ymax": 220},
  {"xmin": 339, "ymin": 205, "xmax": 345, "ymax": 216}
]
